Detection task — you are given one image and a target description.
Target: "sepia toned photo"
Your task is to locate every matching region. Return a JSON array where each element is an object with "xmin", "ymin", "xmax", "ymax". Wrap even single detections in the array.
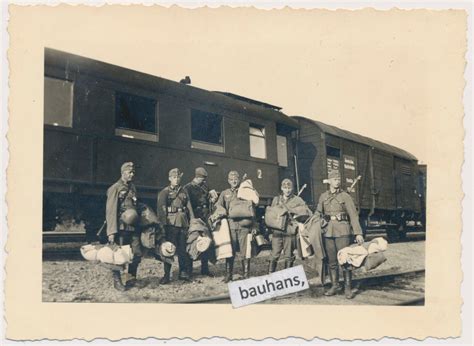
[
  {"xmin": 42, "ymin": 48, "xmax": 426, "ymax": 306},
  {"xmin": 5, "ymin": 4, "xmax": 467, "ymax": 341}
]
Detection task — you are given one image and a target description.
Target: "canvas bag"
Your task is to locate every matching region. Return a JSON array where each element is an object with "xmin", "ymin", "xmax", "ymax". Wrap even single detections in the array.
[
  {"xmin": 264, "ymin": 204, "xmax": 288, "ymax": 231},
  {"xmin": 228, "ymin": 199, "xmax": 255, "ymax": 219}
]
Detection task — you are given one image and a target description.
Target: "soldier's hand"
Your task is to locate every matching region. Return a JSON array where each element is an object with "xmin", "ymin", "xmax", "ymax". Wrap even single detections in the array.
[
  {"xmin": 108, "ymin": 234, "xmax": 115, "ymax": 244},
  {"xmin": 355, "ymin": 234, "xmax": 364, "ymax": 245}
]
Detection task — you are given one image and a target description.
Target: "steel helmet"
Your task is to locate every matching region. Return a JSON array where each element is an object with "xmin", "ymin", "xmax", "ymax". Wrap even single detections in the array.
[{"xmin": 120, "ymin": 208, "xmax": 139, "ymax": 225}]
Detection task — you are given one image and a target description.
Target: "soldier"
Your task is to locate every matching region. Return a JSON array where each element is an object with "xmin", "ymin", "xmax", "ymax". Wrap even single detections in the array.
[
  {"xmin": 317, "ymin": 170, "xmax": 364, "ymax": 299},
  {"xmin": 105, "ymin": 162, "xmax": 143, "ymax": 291},
  {"xmin": 215, "ymin": 171, "xmax": 256, "ymax": 282},
  {"xmin": 184, "ymin": 167, "xmax": 218, "ymax": 277},
  {"xmin": 157, "ymin": 168, "xmax": 195, "ymax": 284},
  {"xmin": 268, "ymin": 179, "xmax": 310, "ymax": 273}
]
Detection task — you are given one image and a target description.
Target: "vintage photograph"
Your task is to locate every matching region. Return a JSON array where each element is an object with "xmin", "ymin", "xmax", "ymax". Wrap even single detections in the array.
[{"xmin": 42, "ymin": 47, "xmax": 426, "ymax": 305}]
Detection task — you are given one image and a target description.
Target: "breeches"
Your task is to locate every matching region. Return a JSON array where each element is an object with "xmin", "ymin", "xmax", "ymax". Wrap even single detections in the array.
[
  {"xmin": 229, "ymin": 225, "xmax": 251, "ymax": 258},
  {"xmin": 165, "ymin": 226, "xmax": 191, "ymax": 272},
  {"xmin": 271, "ymin": 232, "xmax": 296, "ymax": 261},
  {"xmin": 324, "ymin": 236, "xmax": 351, "ymax": 270}
]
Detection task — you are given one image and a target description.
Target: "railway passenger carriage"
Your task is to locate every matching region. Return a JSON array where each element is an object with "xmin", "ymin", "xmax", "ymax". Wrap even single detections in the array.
[
  {"xmin": 43, "ymin": 48, "xmax": 298, "ymax": 238},
  {"xmin": 42, "ymin": 48, "xmax": 425, "ymax": 247}
]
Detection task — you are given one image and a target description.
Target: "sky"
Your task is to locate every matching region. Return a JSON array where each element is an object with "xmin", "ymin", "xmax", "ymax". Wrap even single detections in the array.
[{"xmin": 15, "ymin": 6, "xmax": 468, "ymax": 163}]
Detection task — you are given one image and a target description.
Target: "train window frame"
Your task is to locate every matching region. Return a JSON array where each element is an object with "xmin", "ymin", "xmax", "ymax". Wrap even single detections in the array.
[
  {"xmin": 249, "ymin": 123, "xmax": 267, "ymax": 159},
  {"xmin": 276, "ymin": 134, "xmax": 288, "ymax": 167},
  {"xmin": 190, "ymin": 109, "xmax": 225, "ymax": 153},
  {"xmin": 44, "ymin": 76, "xmax": 74, "ymax": 128},
  {"xmin": 114, "ymin": 91, "xmax": 158, "ymax": 142}
]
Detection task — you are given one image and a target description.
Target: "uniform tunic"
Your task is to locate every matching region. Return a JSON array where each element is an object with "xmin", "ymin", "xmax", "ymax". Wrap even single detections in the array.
[
  {"xmin": 157, "ymin": 185, "xmax": 195, "ymax": 273},
  {"xmin": 105, "ymin": 179, "xmax": 142, "ymax": 258},
  {"xmin": 316, "ymin": 188, "xmax": 362, "ymax": 269},
  {"xmin": 215, "ymin": 187, "xmax": 255, "ymax": 259},
  {"xmin": 269, "ymin": 194, "xmax": 301, "ymax": 261}
]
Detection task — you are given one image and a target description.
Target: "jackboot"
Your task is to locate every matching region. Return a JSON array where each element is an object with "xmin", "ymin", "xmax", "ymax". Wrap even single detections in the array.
[
  {"xmin": 242, "ymin": 259, "xmax": 251, "ymax": 279},
  {"xmin": 201, "ymin": 259, "xmax": 214, "ymax": 277},
  {"xmin": 223, "ymin": 258, "xmax": 234, "ymax": 283},
  {"xmin": 284, "ymin": 259, "xmax": 295, "ymax": 269},
  {"xmin": 344, "ymin": 270, "xmax": 355, "ymax": 299},
  {"xmin": 324, "ymin": 268, "xmax": 340, "ymax": 296},
  {"xmin": 126, "ymin": 261, "xmax": 146, "ymax": 289},
  {"xmin": 268, "ymin": 260, "xmax": 277, "ymax": 274},
  {"xmin": 112, "ymin": 271, "xmax": 126, "ymax": 291},
  {"xmin": 160, "ymin": 262, "xmax": 172, "ymax": 285}
]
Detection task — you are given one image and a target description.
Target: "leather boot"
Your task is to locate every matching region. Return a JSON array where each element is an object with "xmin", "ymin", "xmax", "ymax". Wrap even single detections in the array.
[
  {"xmin": 160, "ymin": 262, "xmax": 172, "ymax": 285},
  {"xmin": 242, "ymin": 259, "xmax": 251, "ymax": 279},
  {"xmin": 324, "ymin": 268, "xmax": 340, "ymax": 296},
  {"xmin": 201, "ymin": 259, "xmax": 214, "ymax": 277},
  {"xmin": 126, "ymin": 261, "xmax": 146, "ymax": 289},
  {"xmin": 268, "ymin": 260, "xmax": 277, "ymax": 274},
  {"xmin": 112, "ymin": 271, "xmax": 126, "ymax": 292},
  {"xmin": 344, "ymin": 270, "xmax": 355, "ymax": 299},
  {"xmin": 223, "ymin": 258, "xmax": 234, "ymax": 283}
]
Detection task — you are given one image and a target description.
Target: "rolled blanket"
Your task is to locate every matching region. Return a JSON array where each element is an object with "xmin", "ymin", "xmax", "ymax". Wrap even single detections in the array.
[
  {"xmin": 212, "ymin": 219, "xmax": 233, "ymax": 260},
  {"xmin": 237, "ymin": 179, "xmax": 259, "ymax": 204},
  {"xmin": 337, "ymin": 245, "xmax": 368, "ymax": 267},
  {"xmin": 80, "ymin": 244, "xmax": 101, "ymax": 261},
  {"xmin": 367, "ymin": 237, "xmax": 388, "ymax": 253},
  {"xmin": 96, "ymin": 244, "xmax": 134, "ymax": 265}
]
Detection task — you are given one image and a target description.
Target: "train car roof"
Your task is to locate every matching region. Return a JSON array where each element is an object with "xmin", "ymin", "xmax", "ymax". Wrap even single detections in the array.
[
  {"xmin": 294, "ymin": 116, "xmax": 418, "ymax": 161},
  {"xmin": 45, "ymin": 48, "xmax": 298, "ymax": 128}
]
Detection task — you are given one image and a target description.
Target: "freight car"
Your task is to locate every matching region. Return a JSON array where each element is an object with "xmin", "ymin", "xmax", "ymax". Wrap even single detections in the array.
[
  {"xmin": 43, "ymin": 48, "xmax": 299, "ymax": 242},
  {"xmin": 294, "ymin": 117, "xmax": 425, "ymax": 241}
]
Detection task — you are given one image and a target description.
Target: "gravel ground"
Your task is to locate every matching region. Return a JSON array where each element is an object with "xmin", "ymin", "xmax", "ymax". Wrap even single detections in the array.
[{"xmin": 42, "ymin": 240, "xmax": 425, "ymax": 303}]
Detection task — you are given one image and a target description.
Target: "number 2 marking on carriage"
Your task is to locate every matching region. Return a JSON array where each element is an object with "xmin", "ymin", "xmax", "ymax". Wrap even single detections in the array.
[{"xmin": 228, "ymin": 265, "xmax": 309, "ymax": 308}]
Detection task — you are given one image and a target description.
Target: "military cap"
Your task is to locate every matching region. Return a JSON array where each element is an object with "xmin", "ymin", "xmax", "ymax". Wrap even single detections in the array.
[
  {"xmin": 281, "ymin": 178, "xmax": 294, "ymax": 188},
  {"xmin": 169, "ymin": 168, "xmax": 183, "ymax": 177},
  {"xmin": 328, "ymin": 170, "xmax": 341, "ymax": 180},
  {"xmin": 195, "ymin": 167, "xmax": 208, "ymax": 178},
  {"xmin": 121, "ymin": 162, "xmax": 135, "ymax": 173},
  {"xmin": 228, "ymin": 170, "xmax": 240, "ymax": 179}
]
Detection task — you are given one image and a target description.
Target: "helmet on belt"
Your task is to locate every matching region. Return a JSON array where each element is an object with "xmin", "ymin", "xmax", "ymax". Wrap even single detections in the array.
[{"xmin": 120, "ymin": 208, "xmax": 139, "ymax": 225}]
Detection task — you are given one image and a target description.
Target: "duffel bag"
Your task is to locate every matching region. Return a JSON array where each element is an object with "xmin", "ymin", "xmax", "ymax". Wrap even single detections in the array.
[
  {"xmin": 264, "ymin": 205, "xmax": 288, "ymax": 231},
  {"xmin": 228, "ymin": 199, "xmax": 255, "ymax": 219}
]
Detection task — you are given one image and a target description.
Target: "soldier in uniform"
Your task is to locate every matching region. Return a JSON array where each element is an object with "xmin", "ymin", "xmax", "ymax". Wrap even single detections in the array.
[
  {"xmin": 215, "ymin": 171, "xmax": 256, "ymax": 282},
  {"xmin": 105, "ymin": 162, "xmax": 143, "ymax": 291},
  {"xmin": 157, "ymin": 168, "xmax": 195, "ymax": 284},
  {"xmin": 184, "ymin": 167, "xmax": 218, "ymax": 277},
  {"xmin": 317, "ymin": 170, "xmax": 364, "ymax": 299},
  {"xmin": 268, "ymin": 178, "xmax": 310, "ymax": 273}
]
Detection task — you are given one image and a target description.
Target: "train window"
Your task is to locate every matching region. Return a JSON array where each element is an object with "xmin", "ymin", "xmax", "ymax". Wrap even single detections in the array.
[
  {"xmin": 44, "ymin": 76, "xmax": 74, "ymax": 127},
  {"xmin": 249, "ymin": 124, "xmax": 267, "ymax": 159},
  {"xmin": 115, "ymin": 92, "xmax": 158, "ymax": 142},
  {"xmin": 276, "ymin": 135, "xmax": 288, "ymax": 167},
  {"xmin": 191, "ymin": 109, "xmax": 224, "ymax": 153},
  {"xmin": 326, "ymin": 145, "xmax": 341, "ymax": 158}
]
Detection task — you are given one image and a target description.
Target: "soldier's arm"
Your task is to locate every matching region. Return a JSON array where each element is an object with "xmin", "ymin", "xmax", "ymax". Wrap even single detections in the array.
[
  {"xmin": 185, "ymin": 191, "xmax": 195, "ymax": 219},
  {"xmin": 316, "ymin": 194, "xmax": 324, "ymax": 216},
  {"xmin": 343, "ymin": 193, "xmax": 363, "ymax": 235},
  {"xmin": 215, "ymin": 190, "xmax": 226, "ymax": 210},
  {"xmin": 157, "ymin": 189, "xmax": 168, "ymax": 225}
]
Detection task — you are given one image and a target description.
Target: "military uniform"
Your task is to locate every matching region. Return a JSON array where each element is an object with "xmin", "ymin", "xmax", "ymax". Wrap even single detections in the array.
[
  {"xmin": 317, "ymin": 171, "xmax": 363, "ymax": 298},
  {"xmin": 157, "ymin": 177, "xmax": 195, "ymax": 283},
  {"xmin": 215, "ymin": 187, "xmax": 254, "ymax": 258},
  {"xmin": 184, "ymin": 171, "xmax": 215, "ymax": 276},
  {"xmin": 269, "ymin": 194, "xmax": 299, "ymax": 269},
  {"xmin": 105, "ymin": 162, "xmax": 143, "ymax": 291}
]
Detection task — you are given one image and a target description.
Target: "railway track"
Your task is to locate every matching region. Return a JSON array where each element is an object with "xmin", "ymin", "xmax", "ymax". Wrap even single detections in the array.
[{"xmin": 171, "ymin": 269, "xmax": 425, "ymax": 306}]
